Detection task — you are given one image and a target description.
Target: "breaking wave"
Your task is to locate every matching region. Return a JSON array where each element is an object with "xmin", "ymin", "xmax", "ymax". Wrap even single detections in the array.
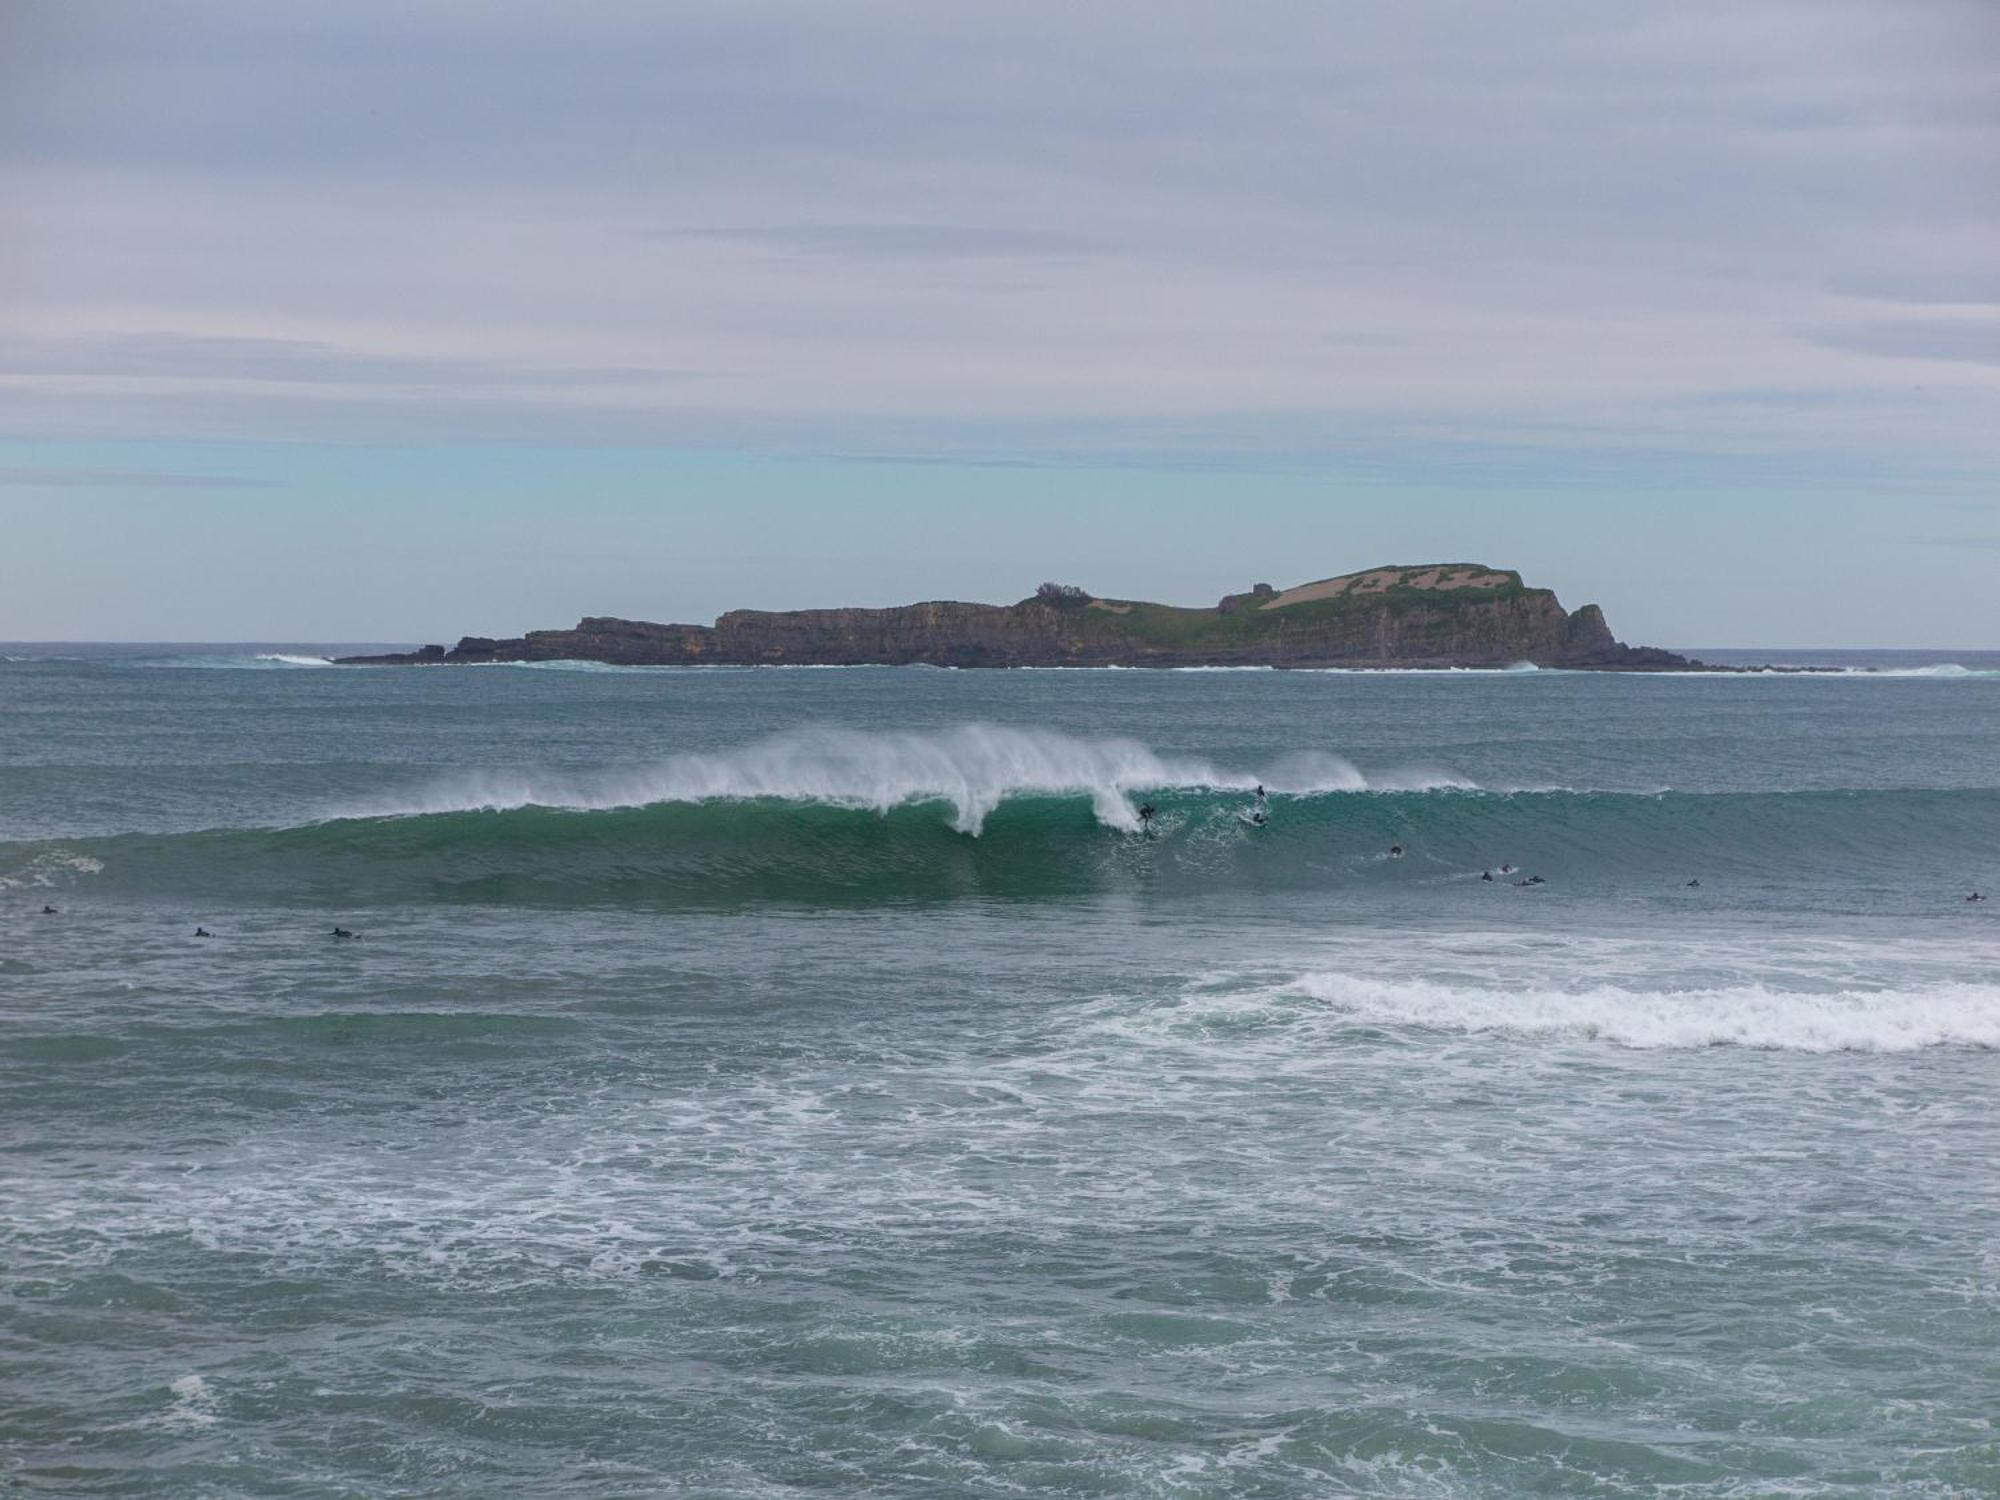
[
  {"xmin": 6, "ymin": 727, "xmax": 1997, "ymax": 910},
  {"xmin": 122, "ymin": 651, "xmax": 339, "ymax": 669},
  {"xmin": 1278, "ymin": 972, "xmax": 2000, "ymax": 1051},
  {"xmin": 334, "ymin": 726, "xmax": 1455, "ymax": 833}
]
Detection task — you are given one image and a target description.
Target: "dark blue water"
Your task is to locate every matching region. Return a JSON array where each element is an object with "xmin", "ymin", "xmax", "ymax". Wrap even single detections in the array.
[{"xmin": 4, "ymin": 647, "xmax": 1998, "ymax": 1496}]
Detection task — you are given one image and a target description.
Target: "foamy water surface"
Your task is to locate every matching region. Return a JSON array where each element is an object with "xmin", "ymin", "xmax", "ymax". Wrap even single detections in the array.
[{"xmin": 4, "ymin": 647, "xmax": 1998, "ymax": 1496}]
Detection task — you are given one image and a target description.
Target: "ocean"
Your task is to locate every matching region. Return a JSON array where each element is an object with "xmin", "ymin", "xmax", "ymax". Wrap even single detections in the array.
[{"xmin": 4, "ymin": 646, "xmax": 1998, "ymax": 1496}]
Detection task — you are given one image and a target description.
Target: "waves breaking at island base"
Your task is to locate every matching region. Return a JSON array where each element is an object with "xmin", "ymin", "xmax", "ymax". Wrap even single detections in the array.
[{"xmin": 98, "ymin": 649, "xmax": 2000, "ymax": 676}]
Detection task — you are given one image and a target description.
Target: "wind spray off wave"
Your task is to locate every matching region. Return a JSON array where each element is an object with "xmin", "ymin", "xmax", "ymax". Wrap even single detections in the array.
[{"xmin": 341, "ymin": 726, "xmax": 1453, "ymax": 833}]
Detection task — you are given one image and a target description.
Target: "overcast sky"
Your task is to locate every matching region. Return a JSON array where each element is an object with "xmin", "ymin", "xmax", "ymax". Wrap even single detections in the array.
[{"xmin": 2, "ymin": 0, "xmax": 1996, "ymax": 645}]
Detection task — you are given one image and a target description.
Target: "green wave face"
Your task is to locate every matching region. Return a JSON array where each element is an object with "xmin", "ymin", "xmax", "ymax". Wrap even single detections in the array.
[{"xmin": 11, "ymin": 787, "xmax": 1998, "ymax": 911}]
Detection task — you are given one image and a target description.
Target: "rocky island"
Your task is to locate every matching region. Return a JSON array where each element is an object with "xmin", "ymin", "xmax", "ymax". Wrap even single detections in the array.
[{"xmin": 338, "ymin": 564, "xmax": 1697, "ymax": 670}]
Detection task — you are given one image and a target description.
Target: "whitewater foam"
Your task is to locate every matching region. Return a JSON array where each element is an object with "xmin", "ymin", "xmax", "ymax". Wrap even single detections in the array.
[
  {"xmin": 345, "ymin": 726, "xmax": 1477, "ymax": 834},
  {"xmin": 472, "ymin": 658, "xmax": 673, "ymax": 674},
  {"xmin": 133, "ymin": 652, "xmax": 338, "ymax": 669},
  {"xmin": 1849, "ymin": 663, "xmax": 1992, "ymax": 678},
  {"xmin": 0, "ymin": 849, "xmax": 106, "ymax": 890},
  {"xmin": 160, "ymin": 1374, "xmax": 219, "ymax": 1428},
  {"xmin": 1283, "ymin": 971, "xmax": 2000, "ymax": 1051}
]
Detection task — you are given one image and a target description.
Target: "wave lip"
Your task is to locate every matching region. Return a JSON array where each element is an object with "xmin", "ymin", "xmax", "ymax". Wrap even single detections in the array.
[
  {"xmin": 345, "ymin": 725, "xmax": 1260, "ymax": 834},
  {"xmin": 1285, "ymin": 971, "xmax": 2000, "ymax": 1051},
  {"xmin": 344, "ymin": 727, "xmax": 1484, "ymax": 833}
]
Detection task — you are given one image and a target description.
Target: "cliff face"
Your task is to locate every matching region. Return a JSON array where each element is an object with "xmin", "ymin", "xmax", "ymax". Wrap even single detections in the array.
[{"xmin": 339, "ymin": 565, "xmax": 1695, "ymax": 670}]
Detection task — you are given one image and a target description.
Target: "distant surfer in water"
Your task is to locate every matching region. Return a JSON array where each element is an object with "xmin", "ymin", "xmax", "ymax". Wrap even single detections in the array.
[
  {"xmin": 194, "ymin": 926, "xmax": 212, "ymax": 938},
  {"xmin": 1498, "ymin": 863, "xmax": 1515, "ymax": 875},
  {"xmin": 1254, "ymin": 784, "xmax": 1266, "ymax": 801},
  {"xmin": 1388, "ymin": 843, "xmax": 1403, "ymax": 858},
  {"xmin": 1970, "ymin": 892, "xmax": 1987, "ymax": 903},
  {"xmin": 332, "ymin": 926, "xmax": 356, "ymax": 939},
  {"xmin": 1136, "ymin": 803, "xmax": 1157, "ymax": 834},
  {"xmin": 41, "ymin": 904, "xmax": 58, "ymax": 914},
  {"xmin": 1515, "ymin": 874, "xmax": 1546, "ymax": 887},
  {"xmin": 1686, "ymin": 879, "xmax": 1701, "ymax": 888},
  {"xmin": 1481, "ymin": 870, "xmax": 1494, "ymax": 882}
]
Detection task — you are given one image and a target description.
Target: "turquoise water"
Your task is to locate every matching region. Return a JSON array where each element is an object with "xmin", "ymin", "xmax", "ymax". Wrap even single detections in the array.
[{"xmin": 4, "ymin": 648, "xmax": 1999, "ymax": 1496}]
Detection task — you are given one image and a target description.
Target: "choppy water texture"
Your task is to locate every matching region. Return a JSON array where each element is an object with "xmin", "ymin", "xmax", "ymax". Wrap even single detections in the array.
[{"xmin": 4, "ymin": 646, "xmax": 1999, "ymax": 1497}]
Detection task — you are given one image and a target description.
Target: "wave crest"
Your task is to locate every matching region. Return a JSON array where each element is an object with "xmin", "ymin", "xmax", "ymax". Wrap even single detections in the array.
[
  {"xmin": 348, "ymin": 726, "xmax": 1463, "ymax": 834},
  {"xmin": 1284, "ymin": 971, "xmax": 2000, "ymax": 1051}
]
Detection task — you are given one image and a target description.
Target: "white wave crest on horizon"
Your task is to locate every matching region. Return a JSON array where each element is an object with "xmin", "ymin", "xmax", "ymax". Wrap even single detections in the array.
[
  {"xmin": 1285, "ymin": 971, "xmax": 2000, "ymax": 1052},
  {"xmin": 344, "ymin": 726, "xmax": 1477, "ymax": 834},
  {"xmin": 1855, "ymin": 663, "xmax": 1993, "ymax": 678},
  {"xmin": 134, "ymin": 652, "xmax": 336, "ymax": 669},
  {"xmin": 1715, "ymin": 662, "xmax": 1997, "ymax": 679},
  {"xmin": 476, "ymin": 657, "xmax": 664, "ymax": 674},
  {"xmin": 475, "ymin": 659, "xmax": 947, "ymax": 673}
]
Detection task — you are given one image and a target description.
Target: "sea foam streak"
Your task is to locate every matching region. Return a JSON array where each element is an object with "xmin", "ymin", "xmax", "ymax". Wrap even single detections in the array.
[
  {"xmin": 1284, "ymin": 971, "xmax": 2000, "ymax": 1051},
  {"xmin": 349, "ymin": 726, "xmax": 1469, "ymax": 834},
  {"xmin": 132, "ymin": 652, "xmax": 336, "ymax": 669}
]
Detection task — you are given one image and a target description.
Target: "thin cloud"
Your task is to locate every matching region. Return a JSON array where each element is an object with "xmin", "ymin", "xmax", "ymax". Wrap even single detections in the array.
[
  {"xmin": 2, "ymin": 0, "xmax": 1996, "ymax": 477},
  {"xmin": 0, "ymin": 333, "xmax": 712, "ymax": 390},
  {"xmin": 0, "ymin": 465, "xmax": 282, "ymax": 489},
  {"xmin": 1806, "ymin": 319, "xmax": 2000, "ymax": 367},
  {"xmin": 1830, "ymin": 273, "xmax": 2000, "ymax": 307},
  {"xmin": 651, "ymin": 224, "xmax": 1101, "ymax": 259}
]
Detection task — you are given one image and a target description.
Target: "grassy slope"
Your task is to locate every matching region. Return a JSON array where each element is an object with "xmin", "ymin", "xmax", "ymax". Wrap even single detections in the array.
[{"xmin": 1069, "ymin": 568, "xmax": 1532, "ymax": 650}]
